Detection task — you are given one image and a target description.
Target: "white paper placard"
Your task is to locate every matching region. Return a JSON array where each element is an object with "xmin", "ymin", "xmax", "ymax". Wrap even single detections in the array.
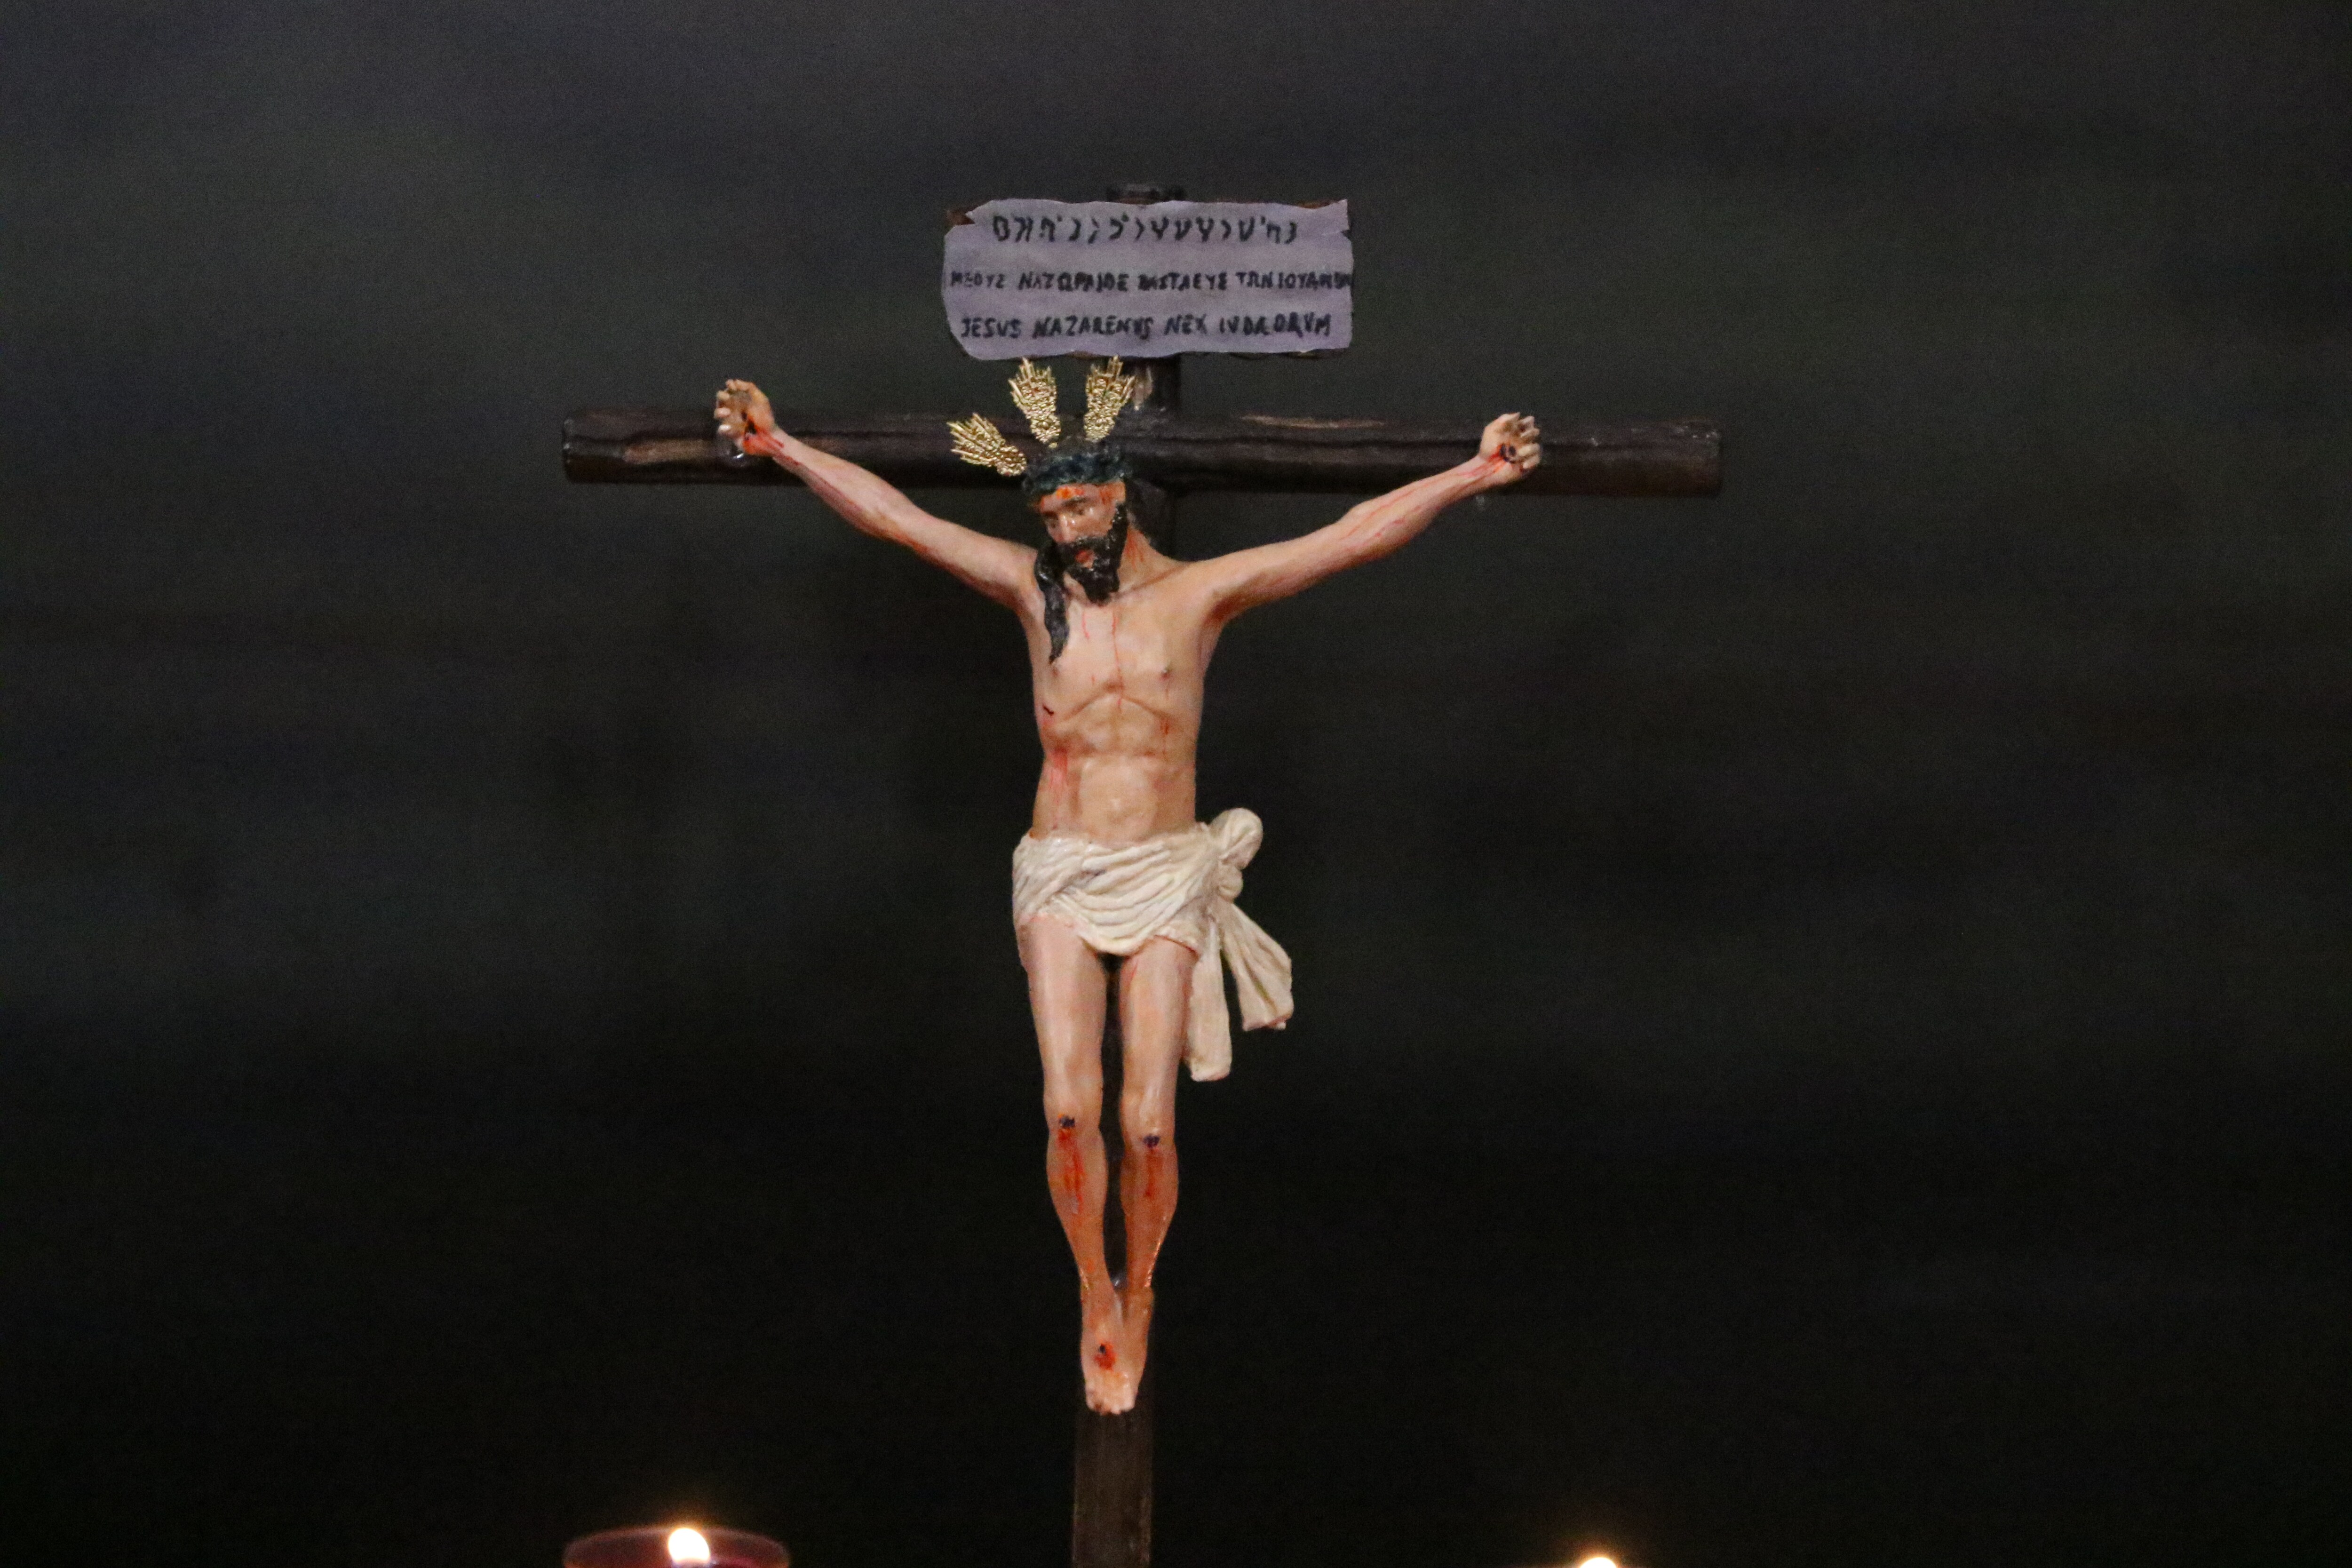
[{"xmin": 943, "ymin": 199, "xmax": 1352, "ymax": 360}]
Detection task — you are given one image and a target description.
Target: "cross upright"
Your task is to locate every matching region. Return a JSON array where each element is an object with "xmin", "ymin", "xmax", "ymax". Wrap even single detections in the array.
[{"xmin": 562, "ymin": 182, "xmax": 1718, "ymax": 1568}]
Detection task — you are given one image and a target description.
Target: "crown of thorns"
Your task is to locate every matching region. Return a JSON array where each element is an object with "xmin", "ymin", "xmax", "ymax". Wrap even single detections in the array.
[{"xmin": 947, "ymin": 357, "xmax": 1151, "ymax": 491}]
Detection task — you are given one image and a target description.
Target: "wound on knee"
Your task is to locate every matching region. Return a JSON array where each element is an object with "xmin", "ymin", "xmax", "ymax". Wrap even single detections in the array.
[
  {"xmin": 1057, "ymin": 1114, "xmax": 1077, "ymax": 1130},
  {"xmin": 1142, "ymin": 1133, "xmax": 1162, "ymax": 1148}
]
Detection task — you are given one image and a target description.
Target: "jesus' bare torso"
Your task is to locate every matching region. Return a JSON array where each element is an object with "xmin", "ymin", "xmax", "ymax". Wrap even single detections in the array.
[{"xmin": 716, "ymin": 379, "xmax": 1539, "ymax": 1411}]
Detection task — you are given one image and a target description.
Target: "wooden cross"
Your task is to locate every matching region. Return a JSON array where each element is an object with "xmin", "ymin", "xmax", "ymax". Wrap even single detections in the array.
[
  {"xmin": 561, "ymin": 184, "xmax": 1719, "ymax": 1568},
  {"xmin": 562, "ymin": 387, "xmax": 1718, "ymax": 511}
]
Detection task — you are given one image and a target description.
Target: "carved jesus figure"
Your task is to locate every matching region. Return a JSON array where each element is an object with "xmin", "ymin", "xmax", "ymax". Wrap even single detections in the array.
[{"xmin": 717, "ymin": 371, "xmax": 1540, "ymax": 1412}]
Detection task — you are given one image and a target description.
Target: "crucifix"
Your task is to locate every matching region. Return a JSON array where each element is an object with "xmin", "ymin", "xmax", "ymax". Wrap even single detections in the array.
[{"xmin": 563, "ymin": 183, "xmax": 1718, "ymax": 1568}]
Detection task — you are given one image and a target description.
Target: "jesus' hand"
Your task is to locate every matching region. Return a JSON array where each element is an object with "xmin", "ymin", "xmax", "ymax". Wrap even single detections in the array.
[
  {"xmin": 1477, "ymin": 413, "xmax": 1543, "ymax": 486},
  {"xmin": 715, "ymin": 379, "xmax": 786, "ymax": 460}
]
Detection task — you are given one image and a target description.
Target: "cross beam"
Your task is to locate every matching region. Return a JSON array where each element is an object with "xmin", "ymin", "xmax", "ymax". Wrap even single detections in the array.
[{"xmin": 562, "ymin": 406, "xmax": 1720, "ymax": 498}]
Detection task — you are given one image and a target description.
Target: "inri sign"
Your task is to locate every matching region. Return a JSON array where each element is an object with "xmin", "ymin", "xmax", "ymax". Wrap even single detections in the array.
[{"xmin": 943, "ymin": 199, "xmax": 1353, "ymax": 361}]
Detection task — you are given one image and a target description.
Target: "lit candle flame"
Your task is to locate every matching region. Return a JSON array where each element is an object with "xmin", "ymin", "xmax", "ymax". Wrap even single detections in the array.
[{"xmin": 667, "ymin": 1527, "xmax": 714, "ymax": 1566}]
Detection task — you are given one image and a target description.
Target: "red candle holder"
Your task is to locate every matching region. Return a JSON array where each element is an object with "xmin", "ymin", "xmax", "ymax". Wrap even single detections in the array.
[{"xmin": 564, "ymin": 1527, "xmax": 788, "ymax": 1568}]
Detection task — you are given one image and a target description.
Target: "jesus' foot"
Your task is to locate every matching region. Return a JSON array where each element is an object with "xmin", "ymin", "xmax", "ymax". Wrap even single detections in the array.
[{"xmin": 1080, "ymin": 1294, "xmax": 1141, "ymax": 1414}]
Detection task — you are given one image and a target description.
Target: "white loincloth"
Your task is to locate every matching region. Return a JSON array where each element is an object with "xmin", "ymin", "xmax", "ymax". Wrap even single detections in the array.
[{"xmin": 1012, "ymin": 807, "xmax": 1294, "ymax": 1082}]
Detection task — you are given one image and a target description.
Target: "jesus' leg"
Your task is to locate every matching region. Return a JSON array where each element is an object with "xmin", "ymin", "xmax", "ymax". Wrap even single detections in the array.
[
  {"xmin": 1112, "ymin": 935, "xmax": 1192, "ymax": 1385},
  {"xmin": 1019, "ymin": 915, "xmax": 1127, "ymax": 1412}
]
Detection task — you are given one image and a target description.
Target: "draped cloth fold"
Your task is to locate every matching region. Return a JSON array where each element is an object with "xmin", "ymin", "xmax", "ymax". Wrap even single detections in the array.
[{"xmin": 1011, "ymin": 807, "xmax": 1294, "ymax": 1081}]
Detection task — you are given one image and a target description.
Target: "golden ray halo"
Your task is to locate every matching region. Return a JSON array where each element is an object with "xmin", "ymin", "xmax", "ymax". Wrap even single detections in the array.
[
  {"xmin": 946, "ymin": 414, "xmax": 1027, "ymax": 477},
  {"xmin": 1007, "ymin": 359, "xmax": 1062, "ymax": 445}
]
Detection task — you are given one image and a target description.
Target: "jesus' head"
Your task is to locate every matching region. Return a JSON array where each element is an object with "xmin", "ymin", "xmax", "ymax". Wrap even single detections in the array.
[{"xmin": 1024, "ymin": 446, "xmax": 1143, "ymax": 658}]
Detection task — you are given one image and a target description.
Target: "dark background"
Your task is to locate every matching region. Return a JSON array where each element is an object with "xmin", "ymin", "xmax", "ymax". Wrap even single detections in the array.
[{"xmin": 4, "ymin": 3, "xmax": 2346, "ymax": 1566}]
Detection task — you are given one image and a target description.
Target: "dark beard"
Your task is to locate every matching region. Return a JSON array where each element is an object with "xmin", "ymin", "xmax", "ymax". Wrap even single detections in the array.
[
  {"xmin": 1062, "ymin": 521, "xmax": 1127, "ymax": 604},
  {"xmin": 1034, "ymin": 504, "xmax": 1132, "ymax": 661}
]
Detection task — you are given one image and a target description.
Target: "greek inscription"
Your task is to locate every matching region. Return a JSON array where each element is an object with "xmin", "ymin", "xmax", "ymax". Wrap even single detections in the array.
[{"xmin": 1135, "ymin": 271, "xmax": 1229, "ymax": 293}]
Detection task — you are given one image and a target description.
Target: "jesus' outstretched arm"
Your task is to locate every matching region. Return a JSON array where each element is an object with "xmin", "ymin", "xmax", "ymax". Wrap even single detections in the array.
[
  {"xmin": 716, "ymin": 378, "xmax": 1034, "ymax": 608},
  {"xmin": 1198, "ymin": 412, "xmax": 1542, "ymax": 618}
]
